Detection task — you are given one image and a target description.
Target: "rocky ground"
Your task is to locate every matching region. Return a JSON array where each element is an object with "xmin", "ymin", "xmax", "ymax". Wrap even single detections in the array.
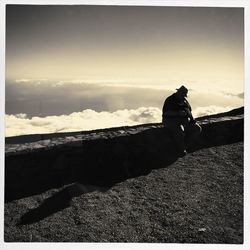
[{"xmin": 4, "ymin": 141, "xmax": 243, "ymax": 243}]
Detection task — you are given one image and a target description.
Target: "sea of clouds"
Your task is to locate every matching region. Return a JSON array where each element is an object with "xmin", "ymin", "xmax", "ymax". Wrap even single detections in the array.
[
  {"xmin": 5, "ymin": 79, "xmax": 243, "ymax": 136},
  {"xmin": 5, "ymin": 105, "xmax": 237, "ymax": 137}
]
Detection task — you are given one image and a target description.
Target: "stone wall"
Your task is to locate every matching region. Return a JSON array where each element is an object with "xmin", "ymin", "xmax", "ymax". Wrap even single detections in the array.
[{"xmin": 5, "ymin": 113, "xmax": 243, "ymax": 202}]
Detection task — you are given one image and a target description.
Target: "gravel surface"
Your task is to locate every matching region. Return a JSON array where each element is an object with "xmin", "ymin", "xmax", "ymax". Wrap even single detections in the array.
[{"xmin": 4, "ymin": 142, "xmax": 243, "ymax": 243}]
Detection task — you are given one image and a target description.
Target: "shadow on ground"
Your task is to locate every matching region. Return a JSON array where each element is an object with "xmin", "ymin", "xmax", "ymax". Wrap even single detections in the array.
[{"xmin": 17, "ymin": 183, "xmax": 110, "ymax": 225}]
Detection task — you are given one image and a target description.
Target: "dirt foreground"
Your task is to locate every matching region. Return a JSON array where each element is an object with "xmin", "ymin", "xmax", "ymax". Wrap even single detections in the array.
[{"xmin": 4, "ymin": 142, "xmax": 243, "ymax": 243}]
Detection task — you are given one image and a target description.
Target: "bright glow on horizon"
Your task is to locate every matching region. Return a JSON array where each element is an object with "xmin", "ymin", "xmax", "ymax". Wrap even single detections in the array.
[{"xmin": 6, "ymin": 44, "xmax": 243, "ymax": 92}]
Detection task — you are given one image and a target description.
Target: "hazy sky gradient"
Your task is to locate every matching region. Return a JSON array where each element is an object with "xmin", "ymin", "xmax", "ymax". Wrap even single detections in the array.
[
  {"xmin": 5, "ymin": 5, "xmax": 244, "ymax": 136},
  {"xmin": 6, "ymin": 5, "xmax": 244, "ymax": 91}
]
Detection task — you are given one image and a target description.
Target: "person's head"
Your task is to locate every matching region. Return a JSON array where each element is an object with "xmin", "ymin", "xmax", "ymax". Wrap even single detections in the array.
[{"xmin": 176, "ymin": 85, "xmax": 188, "ymax": 99}]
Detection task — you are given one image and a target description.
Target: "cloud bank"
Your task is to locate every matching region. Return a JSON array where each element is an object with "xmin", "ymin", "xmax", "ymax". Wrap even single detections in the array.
[
  {"xmin": 192, "ymin": 105, "xmax": 236, "ymax": 118},
  {"xmin": 5, "ymin": 107, "xmax": 161, "ymax": 137},
  {"xmin": 5, "ymin": 105, "xmax": 237, "ymax": 137},
  {"xmin": 6, "ymin": 79, "xmax": 243, "ymax": 119},
  {"xmin": 5, "ymin": 79, "xmax": 243, "ymax": 136}
]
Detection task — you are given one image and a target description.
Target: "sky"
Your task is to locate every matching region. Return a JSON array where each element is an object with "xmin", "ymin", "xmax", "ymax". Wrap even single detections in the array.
[{"xmin": 5, "ymin": 5, "xmax": 244, "ymax": 136}]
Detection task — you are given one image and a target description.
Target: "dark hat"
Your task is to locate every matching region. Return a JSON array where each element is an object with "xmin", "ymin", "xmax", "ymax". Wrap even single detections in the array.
[{"xmin": 176, "ymin": 85, "xmax": 188, "ymax": 97}]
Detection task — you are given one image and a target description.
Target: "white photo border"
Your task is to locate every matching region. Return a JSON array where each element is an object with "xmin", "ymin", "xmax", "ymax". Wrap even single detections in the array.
[{"xmin": 0, "ymin": 1, "xmax": 249, "ymax": 250}]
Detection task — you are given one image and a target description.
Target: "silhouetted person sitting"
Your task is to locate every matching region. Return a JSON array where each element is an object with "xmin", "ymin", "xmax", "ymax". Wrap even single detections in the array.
[{"xmin": 162, "ymin": 85, "xmax": 202, "ymax": 157}]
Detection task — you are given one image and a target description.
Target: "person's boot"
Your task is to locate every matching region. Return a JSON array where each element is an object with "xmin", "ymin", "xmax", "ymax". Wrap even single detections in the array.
[{"xmin": 178, "ymin": 149, "xmax": 187, "ymax": 158}]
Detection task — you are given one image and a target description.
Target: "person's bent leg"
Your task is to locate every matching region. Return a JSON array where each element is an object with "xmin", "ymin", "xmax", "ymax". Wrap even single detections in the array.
[
  {"xmin": 185, "ymin": 122, "xmax": 202, "ymax": 150},
  {"xmin": 187, "ymin": 123, "xmax": 202, "ymax": 138},
  {"xmin": 163, "ymin": 118, "xmax": 187, "ymax": 157},
  {"xmin": 169, "ymin": 124, "xmax": 186, "ymax": 156}
]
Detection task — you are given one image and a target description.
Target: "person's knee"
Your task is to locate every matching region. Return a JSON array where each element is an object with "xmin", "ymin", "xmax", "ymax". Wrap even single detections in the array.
[
  {"xmin": 187, "ymin": 123, "xmax": 202, "ymax": 137},
  {"xmin": 180, "ymin": 124, "xmax": 185, "ymax": 132},
  {"xmin": 196, "ymin": 123, "xmax": 202, "ymax": 134}
]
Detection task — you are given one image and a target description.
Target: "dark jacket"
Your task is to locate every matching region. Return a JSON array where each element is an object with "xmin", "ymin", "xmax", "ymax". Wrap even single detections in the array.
[
  {"xmin": 163, "ymin": 93, "xmax": 191, "ymax": 114},
  {"xmin": 162, "ymin": 93, "xmax": 194, "ymax": 125}
]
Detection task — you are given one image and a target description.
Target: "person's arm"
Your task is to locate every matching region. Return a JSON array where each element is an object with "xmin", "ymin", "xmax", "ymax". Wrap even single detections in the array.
[
  {"xmin": 184, "ymin": 99, "xmax": 196, "ymax": 122},
  {"xmin": 184, "ymin": 108, "xmax": 193, "ymax": 119}
]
